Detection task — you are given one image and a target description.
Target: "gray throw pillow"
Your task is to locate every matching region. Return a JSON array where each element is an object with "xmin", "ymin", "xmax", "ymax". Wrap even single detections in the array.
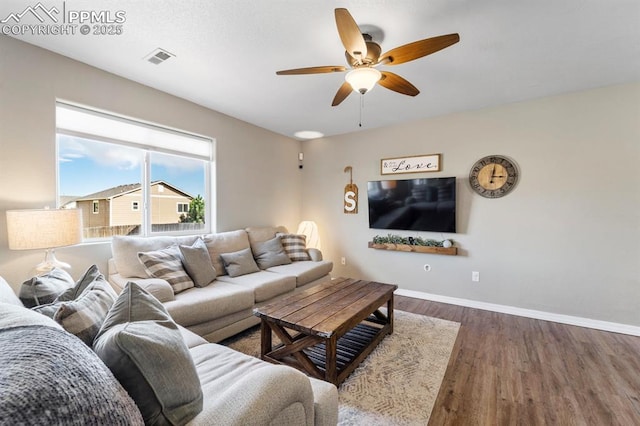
[
  {"xmin": 33, "ymin": 265, "xmax": 118, "ymax": 346},
  {"xmin": 19, "ymin": 268, "xmax": 75, "ymax": 308},
  {"xmin": 179, "ymin": 238, "xmax": 217, "ymax": 287},
  {"xmin": 93, "ymin": 282, "xmax": 203, "ymax": 425},
  {"xmin": 138, "ymin": 244, "xmax": 195, "ymax": 294},
  {"xmin": 252, "ymin": 236, "xmax": 292, "ymax": 269},
  {"xmin": 220, "ymin": 248, "xmax": 260, "ymax": 277}
]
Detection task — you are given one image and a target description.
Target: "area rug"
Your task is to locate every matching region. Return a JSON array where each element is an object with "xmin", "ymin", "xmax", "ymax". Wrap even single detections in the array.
[{"xmin": 221, "ymin": 309, "xmax": 460, "ymax": 425}]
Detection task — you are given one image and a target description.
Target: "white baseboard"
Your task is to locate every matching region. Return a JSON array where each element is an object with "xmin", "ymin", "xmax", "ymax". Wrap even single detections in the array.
[{"xmin": 395, "ymin": 289, "xmax": 640, "ymax": 337}]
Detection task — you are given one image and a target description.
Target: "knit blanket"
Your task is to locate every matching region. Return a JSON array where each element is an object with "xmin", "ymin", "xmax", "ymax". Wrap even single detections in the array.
[{"xmin": 0, "ymin": 324, "xmax": 143, "ymax": 425}]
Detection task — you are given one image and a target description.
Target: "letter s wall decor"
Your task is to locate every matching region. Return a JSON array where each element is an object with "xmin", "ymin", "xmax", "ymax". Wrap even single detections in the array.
[{"xmin": 343, "ymin": 166, "xmax": 358, "ymax": 214}]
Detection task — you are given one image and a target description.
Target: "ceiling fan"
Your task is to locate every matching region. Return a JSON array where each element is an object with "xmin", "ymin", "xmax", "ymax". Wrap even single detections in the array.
[{"xmin": 276, "ymin": 8, "xmax": 460, "ymax": 106}]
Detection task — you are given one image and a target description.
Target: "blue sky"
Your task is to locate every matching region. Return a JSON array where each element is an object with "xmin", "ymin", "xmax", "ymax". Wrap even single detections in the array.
[{"xmin": 58, "ymin": 135, "xmax": 205, "ymax": 198}]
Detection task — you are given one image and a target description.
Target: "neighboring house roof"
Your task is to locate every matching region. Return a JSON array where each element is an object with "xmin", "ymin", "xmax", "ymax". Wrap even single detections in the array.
[
  {"xmin": 59, "ymin": 195, "xmax": 81, "ymax": 207},
  {"xmin": 73, "ymin": 181, "xmax": 194, "ymax": 202}
]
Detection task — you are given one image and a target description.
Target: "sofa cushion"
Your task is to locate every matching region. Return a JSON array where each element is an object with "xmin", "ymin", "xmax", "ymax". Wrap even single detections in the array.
[
  {"xmin": 93, "ymin": 282, "xmax": 203, "ymax": 425},
  {"xmin": 179, "ymin": 238, "xmax": 217, "ymax": 287},
  {"xmin": 0, "ymin": 277, "xmax": 22, "ymax": 306},
  {"xmin": 0, "ymin": 304, "xmax": 144, "ymax": 425},
  {"xmin": 278, "ymin": 233, "xmax": 311, "ymax": 262},
  {"xmin": 203, "ymin": 230, "xmax": 250, "ymax": 276},
  {"xmin": 164, "ymin": 281, "xmax": 255, "ymax": 327},
  {"xmin": 0, "ymin": 301, "xmax": 63, "ymax": 329},
  {"xmin": 188, "ymin": 343, "xmax": 314, "ymax": 426},
  {"xmin": 267, "ymin": 260, "xmax": 334, "ymax": 287},
  {"xmin": 111, "ymin": 275, "xmax": 176, "ymax": 303},
  {"xmin": 18, "ymin": 268, "xmax": 74, "ymax": 308},
  {"xmin": 217, "ymin": 271, "xmax": 296, "ymax": 303},
  {"xmin": 112, "ymin": 235, "xmax": 199, "ymax": 279},
  {"xmin": 220, "ymin": 248, "xmax": 260, "ymax": 277},
  {"xmin": 246, "ymin": 225, "xmax": 288, "ymax": 246},
  {"xmin": 252, "ymin": 236, "xmax": 292, "ymax": 270},
  {"xmin": 138, "ymin": 244, "xmax": 195, "ymax": 293},
  {"xmin": 33, "ymin": 265, "xmax": 118, "ymax": 346}
]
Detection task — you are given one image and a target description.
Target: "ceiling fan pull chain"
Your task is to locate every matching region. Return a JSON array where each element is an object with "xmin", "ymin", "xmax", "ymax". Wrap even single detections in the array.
[{"xmin": 359, "ymin": 95, "xmax": 364, "ymax": 127}]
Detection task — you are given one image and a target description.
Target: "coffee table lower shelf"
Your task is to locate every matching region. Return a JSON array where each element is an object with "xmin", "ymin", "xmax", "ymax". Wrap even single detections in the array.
[{"xmin": 261, "ymin": 315, "xmax": 389, "ymax": 386}]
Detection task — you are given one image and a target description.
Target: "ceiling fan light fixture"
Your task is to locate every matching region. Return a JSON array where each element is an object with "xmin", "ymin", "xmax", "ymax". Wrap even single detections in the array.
[{"xmin": 345, "ymin": 67, "xmax": 381, "ymax": 94}]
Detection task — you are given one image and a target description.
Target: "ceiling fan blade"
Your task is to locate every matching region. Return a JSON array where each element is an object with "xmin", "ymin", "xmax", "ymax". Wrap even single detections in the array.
[
  {"xmin": 335, "ymin": 8, "xmax": 367, "ymax": 60},
  {"xmin": 332, "ymin": 81, "xmax": 353, "ymax": 106},
  {"xmin": 276, "ymin": 66, "xmax": 347, "ymax": 75},
  {"xmin": 379, "ymin": 33, "xmax": 460, "ymax": 66},
  {"xmin": 379, "ymin": 72, "xmax": 420, "ymax": 96}
]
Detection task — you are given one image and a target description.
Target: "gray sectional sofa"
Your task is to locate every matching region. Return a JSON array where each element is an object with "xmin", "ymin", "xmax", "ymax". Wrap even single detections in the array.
[
  {"xmin": 108, "ymin": 226, "xmax": 334, "ymax": 342},
  {"xmin": 0, "ymin": 276, "xmax": 339, "ymax": 425}
]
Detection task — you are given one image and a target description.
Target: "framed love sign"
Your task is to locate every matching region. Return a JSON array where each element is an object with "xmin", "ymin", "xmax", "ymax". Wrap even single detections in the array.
[{"xmin": 381, "ymin": 153, "xmax": 441, "ymax": 175}]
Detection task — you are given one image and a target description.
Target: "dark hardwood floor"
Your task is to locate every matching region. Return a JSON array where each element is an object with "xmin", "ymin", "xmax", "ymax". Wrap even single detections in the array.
[{"xmin": 394, "ymin": 295, "xmax": 640, "ymax": 426}]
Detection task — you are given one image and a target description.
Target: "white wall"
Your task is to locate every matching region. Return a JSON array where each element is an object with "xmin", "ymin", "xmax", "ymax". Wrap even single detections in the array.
[
  {"xmin": 0, "ymin": 37, "xmax": 302, "ymax": 287},
  {"xmin": 302, "ymin": 83, "xmax": 640, "ymax": 326}
]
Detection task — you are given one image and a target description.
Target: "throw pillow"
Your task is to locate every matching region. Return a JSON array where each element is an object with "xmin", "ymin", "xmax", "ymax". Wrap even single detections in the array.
[
  {"xmin": 0, "ymin": 306, "xmax": 144, "ymax": 425},
  {"xmin": 32, "ymin": 265, "xmax": 118, "ymax": 346},
  {"xmin": 93, "ymin": 282, "xmax": 203, "ymax": 425},
  {"xmin": 179, "ymin": 238, "xmax": 217, "ymax": 287},
  {"xmin": 252, "ymin": 236, "xmax": 292, "ymax": 269},
  {"xmin": 138, "ymin": 244, "xmax": 194, "ymax": 294},
  {"xmin": 278, "ymin": 233, "xmax": 311, "ymax": 262},
  {"xmin": 219, "ymin": 248, "xmax": 260, "ymax": 277},
  {"xmin": 18, "ymin": 268, "xmax": 75, "ymax": 308},
  {"xmin": 202, "ymin": 230, "xmax": 251, "ymax": 276}
]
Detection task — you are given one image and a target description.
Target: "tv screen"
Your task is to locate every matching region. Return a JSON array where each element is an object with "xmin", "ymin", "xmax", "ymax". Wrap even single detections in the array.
[{"xmin": 367, "ymin": 177, "xmax": 456, "ymax": 233}]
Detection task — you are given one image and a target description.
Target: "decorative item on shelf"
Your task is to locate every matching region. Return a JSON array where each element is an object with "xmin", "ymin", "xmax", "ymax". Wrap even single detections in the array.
[
  {"xmin": 5, "ymin": 208, "xmax": 83, "ymax": 273},
  {"xmin": 469, "ymin": 155, "xmax": 519, "ymax": 198},
  {"xmin": 381, "ymin": 153, "xmax": 441, "ymax": 175},
  {"xmin": 343, "ymin": 166, "xmax": 358, "ymax": 214},
  {"xmin": 296, "ymin": 221, "xmax": 321, "ymax": 250},
  {"xmin": 369, "ymin": 234, "xmax": 457, "ymax": 255}
]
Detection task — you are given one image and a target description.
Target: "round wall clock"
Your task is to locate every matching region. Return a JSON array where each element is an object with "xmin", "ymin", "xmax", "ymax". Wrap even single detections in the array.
[{"xmin": 469, "ymin": 155, "xmax": 519, "ymax": 198}]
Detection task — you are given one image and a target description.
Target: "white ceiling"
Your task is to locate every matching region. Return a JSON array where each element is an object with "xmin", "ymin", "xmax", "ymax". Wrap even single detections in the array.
[{"xmin": 2, "ymin": 0, "xmax": 639, "ymax": 139}]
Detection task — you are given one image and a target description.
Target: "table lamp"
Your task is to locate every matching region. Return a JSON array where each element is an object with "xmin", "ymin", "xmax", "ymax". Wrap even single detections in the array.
[{"xmin": 6, "ymin": 208, "xmax": 82, "ymax": 273}]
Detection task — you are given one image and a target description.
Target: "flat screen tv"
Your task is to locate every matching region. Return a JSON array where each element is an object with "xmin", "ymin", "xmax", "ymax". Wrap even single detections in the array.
[{"xmin": 367, "ymin": 177, "xmax": 456, "ymax": 233}]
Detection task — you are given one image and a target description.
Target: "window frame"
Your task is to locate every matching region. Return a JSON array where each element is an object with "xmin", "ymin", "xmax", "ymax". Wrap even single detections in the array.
[{"xmin": 55, "ymin": 101, "xmax": 216, "ymax": 239}]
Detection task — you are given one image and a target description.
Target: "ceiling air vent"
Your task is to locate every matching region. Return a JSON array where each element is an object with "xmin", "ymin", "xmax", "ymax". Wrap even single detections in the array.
[{"xmin": 145, "ymin": 48, "xmax": 175, "ymax": 65}]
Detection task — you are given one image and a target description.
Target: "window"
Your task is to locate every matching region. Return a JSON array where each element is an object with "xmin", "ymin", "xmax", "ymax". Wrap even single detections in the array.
[{"xmin": 56, "ymin": 102, "xmax": 215, "ymax": 239}]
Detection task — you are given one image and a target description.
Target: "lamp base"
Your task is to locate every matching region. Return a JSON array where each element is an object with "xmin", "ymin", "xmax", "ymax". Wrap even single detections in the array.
[{"xmin": 35, "ymin": 249, "xmax": 71, "ymax": 274}]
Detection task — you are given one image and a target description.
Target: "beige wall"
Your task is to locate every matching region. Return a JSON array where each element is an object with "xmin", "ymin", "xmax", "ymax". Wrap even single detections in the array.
[
  {"xmin": 110, "ymin": 193, "xmax": 143, "ymax": 226},
  {"xmin": 109, "ymin": 186, "xmax": 192, "ymax": 226},
  {"xmin": 301, "ymin": 83, "xmax": 640, "ymax": 327},
  {"xmin": 0, "ymin": 37, "xmax": 302, "ymax": 286}
]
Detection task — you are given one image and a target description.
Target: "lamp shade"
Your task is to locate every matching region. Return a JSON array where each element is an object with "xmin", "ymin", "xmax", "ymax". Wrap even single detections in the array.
[
  {"xmin": 296, "ymin": 221, "xmax": 321, "ymax": 250},
  {"xmin": 345, "ymin": 67, "xmax": 382, "ymax": 94},
  {"xmin": 6, "ymin": 208, "xmax": 82, "ymax": 250}
]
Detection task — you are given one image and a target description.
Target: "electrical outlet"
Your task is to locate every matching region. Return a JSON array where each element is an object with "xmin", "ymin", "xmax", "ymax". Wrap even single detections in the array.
[
  {"xmin": 341, "ymin": 257, "xmax": 346, "ymax": 265},
  {"xmin": 472, "ymin": 271, "xmax": 480, "ymax": 282}
]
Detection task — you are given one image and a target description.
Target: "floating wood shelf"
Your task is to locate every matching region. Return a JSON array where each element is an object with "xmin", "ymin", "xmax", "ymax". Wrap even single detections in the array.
[{"xmin": 368, "ymin": 242, "xmax": 458, "ymax": 256}]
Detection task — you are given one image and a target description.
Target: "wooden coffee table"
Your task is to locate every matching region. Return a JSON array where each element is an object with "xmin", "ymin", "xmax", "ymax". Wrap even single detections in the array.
[{"xmin": 253, "ymin": 277, "xmax": 398, "ymax": 386}]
